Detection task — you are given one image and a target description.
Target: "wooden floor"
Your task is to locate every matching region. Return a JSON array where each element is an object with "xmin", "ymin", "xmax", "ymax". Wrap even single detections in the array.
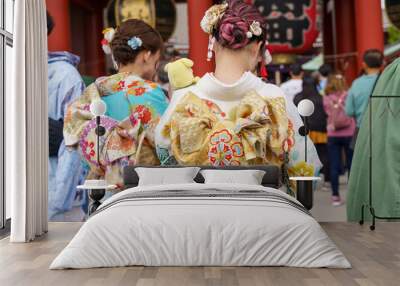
[{"xmin": 0, "ymin": 222, "xmax": 399, "ymax": 286}]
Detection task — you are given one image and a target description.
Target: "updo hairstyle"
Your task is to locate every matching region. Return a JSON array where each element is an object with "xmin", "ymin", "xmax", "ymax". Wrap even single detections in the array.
[
  {"xmin": 110, "ymin": 19, "xmax": 163, "ymax": 66},
  {"xmin": 214, "ymin": 0, "xmax": 267, "ymax": 50}
]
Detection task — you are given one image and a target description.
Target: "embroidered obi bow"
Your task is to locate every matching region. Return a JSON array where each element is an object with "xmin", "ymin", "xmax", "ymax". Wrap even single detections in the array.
[{"xmin": 164, "ymin": 90, "xmax": 290, "ymax": 166}]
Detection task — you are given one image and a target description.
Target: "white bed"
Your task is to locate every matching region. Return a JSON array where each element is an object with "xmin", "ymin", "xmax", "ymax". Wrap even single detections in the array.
[{"xmin": 50, "ymin": 183, "xmax": 351, "ymax": 269}]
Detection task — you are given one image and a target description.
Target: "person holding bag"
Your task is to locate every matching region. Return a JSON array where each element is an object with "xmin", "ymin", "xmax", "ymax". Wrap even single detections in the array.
[{"xmin": 323, "ymin": 73, "xmax": 356, "ymax": 206}]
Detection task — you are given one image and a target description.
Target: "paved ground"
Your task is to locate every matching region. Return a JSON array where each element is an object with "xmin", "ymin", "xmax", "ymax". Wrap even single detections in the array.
[{"xmin": 311, "ymin": 175, "xmax": 348, "ymax": 222}]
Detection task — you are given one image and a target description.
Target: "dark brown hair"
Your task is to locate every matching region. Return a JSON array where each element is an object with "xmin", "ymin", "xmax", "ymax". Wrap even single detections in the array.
[
  {"xmin": 110, "ymin": 19, "xmax": 163, "ymax": 66},
  {"xmin": 213, "ymin": 0, "xmax": 267, "ymax": 49},
  {"xmin": 363, "ymin": 49, "xmax": 384, "ymax": 69}
]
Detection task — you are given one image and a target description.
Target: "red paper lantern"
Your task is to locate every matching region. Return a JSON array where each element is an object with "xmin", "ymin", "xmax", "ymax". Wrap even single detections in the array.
[{"xmin": 250, "ymin": 0, "xmax": 319, "ymax": 54}]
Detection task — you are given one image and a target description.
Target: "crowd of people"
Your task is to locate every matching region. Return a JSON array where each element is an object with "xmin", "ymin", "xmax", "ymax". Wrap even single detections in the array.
[
  {"xmin": 283, "ymin": 50, "xmax": 384, "ymax": 206},
  {"xmin": 46, "ymin": 0, "xmax": 386, "ymax": 221}
]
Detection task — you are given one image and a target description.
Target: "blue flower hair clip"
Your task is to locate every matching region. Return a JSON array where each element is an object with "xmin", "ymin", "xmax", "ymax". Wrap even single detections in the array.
[{"xmin": 127, "ymin": 37, "xmax": 143, "ymax": 51}]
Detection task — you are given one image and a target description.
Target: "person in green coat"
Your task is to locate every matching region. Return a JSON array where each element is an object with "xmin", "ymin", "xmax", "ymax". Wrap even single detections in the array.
[{"xmin": 347, "ymin": 58, "xmax": 400, "ymax": 222}]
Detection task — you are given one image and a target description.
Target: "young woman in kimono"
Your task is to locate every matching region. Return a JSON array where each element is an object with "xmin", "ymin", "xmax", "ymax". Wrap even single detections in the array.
[
  {"xmin": 155, "ymin": 0, "xmax": 321, "ymax": 194},
  {"xmin": 64, "ymin": 19, "xmax": 169, "ymax": 186}
]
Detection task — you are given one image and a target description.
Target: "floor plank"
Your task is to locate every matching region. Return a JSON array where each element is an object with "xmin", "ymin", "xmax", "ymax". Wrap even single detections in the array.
[{"xmin": 0, "ymin": 222, "xmax": 399, "ymax": 286}]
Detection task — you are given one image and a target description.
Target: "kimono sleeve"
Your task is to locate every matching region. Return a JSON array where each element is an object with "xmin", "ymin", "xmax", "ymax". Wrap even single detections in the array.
[{"xmin": 63, "ymin": 83, "xmax": 101, "ymax": 147}]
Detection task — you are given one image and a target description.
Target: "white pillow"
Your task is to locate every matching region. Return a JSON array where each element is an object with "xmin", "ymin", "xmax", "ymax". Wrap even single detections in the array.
[
  {"xmin": 200, "ymin": 169, "xmax": 266, "ymax": 185},
  {"xmin": 135, "ymin": 167, "xmax": 200, "ymax": 186}
]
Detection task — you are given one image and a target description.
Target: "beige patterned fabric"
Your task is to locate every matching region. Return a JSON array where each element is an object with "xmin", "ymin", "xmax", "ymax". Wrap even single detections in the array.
[
  {"xmin": 156, "ymin": 72, "xmax": 322, "ymax": 195},
  {"xmin": 163, "ymin": 90, "xmax": 292, "ymax": 168}
]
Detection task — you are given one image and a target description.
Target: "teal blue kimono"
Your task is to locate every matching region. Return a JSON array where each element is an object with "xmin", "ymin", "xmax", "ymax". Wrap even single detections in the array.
[{"xmin": 64, "ymin": 72, "xmax": 169, "ymax": 185}]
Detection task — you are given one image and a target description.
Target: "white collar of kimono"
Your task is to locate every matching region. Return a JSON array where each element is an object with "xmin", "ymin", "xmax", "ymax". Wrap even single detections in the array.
[{"xmin": 196, "ymin": 71, "xmax": 264, "ymax": 101}]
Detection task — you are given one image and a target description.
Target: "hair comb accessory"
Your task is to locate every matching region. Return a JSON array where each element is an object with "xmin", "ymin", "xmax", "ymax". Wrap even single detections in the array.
[
  {"xmin": 127, "ymin": 37, "xmax": 143, "ymax": 51},
  {"xmin": 264, "ymin": 50, "xmax": 272, "ymax": 65},
  {"xmin": 111, "ymin": 54, "xmax": 119, "ymax": 70},
  {"xmin": 200, "ymin": 2, "xmax": 228, "ymax": 35},
  {"xmin": 101, "ymin": 28, "xmax": 116, "ymax": 55},
  {"xmin": 263, "ymin": 41, "xmax": 272, "ymax": 65},
  {"xmin": 249, "ymin": 21, "xmax": 262, "ymax": 37},
  {"xmin": 260, "ymin": 41, "xmax": 272, "ymax": 79},
  {"xmin": 207, "ymin": 36, "xmax": 216, "ymax": 61}
]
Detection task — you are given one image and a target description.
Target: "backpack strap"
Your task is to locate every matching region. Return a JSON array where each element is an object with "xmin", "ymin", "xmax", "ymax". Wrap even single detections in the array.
[
  {"xmin": 370, "ymin": 73, "xmax": 381, "ymax": 98},
  {"xmin": 338, "ymin": 92, "xmax": 347, "ymax": 104},
  {"xmin": 330, "ymin": 92, "xmax": 346, "ymax": 108}
]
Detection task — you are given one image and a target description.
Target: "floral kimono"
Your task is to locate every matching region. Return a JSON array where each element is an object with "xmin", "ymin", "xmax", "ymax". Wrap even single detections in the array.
[
  {"xmin": 64, "ymin": 72, "xmax": 169, "ymax": 186},
  {"xmin": 155, "ymin": 72, "xmax": 321, "ymax": 194}
]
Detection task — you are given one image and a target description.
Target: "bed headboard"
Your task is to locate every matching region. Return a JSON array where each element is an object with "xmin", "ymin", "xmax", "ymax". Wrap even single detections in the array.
[{"xmin": 123, "ymin": 165, "xmax": 281, "ymax": 189}]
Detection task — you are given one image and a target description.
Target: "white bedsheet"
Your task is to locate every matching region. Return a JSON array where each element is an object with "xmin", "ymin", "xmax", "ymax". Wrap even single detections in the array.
[{"xmin": 50, "ymin": 183, "xmax": 351, "ymax": 269}]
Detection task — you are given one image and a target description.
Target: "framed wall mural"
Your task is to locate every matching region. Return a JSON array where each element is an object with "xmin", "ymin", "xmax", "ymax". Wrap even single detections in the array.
[{"xmin": 105, "ymin": 0, "xmax": 177, "ymax": 41}]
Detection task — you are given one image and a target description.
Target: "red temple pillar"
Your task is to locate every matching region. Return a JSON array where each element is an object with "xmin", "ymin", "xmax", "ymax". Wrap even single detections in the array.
[
  {"xmin": 354, "ymin": 0, "xmax": 384, "ymax": 71},
  {"xmin": 322, "ymin": 0, "xmax": 334, "ymax": 65},
  {"xmin": 334, "ymin": 0, "xmax": 357, "ymax": 81},
  {"xmin": 187, "ymin": 0, "xmax": 214, "ymax": 76},
  {"xmin": 46, "ymin": 0, "xmax": 72, "ymax": 52}
]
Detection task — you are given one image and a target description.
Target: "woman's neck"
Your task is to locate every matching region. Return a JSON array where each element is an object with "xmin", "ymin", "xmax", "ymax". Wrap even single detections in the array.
[
  {"xmin": 118, "ymin": 63, "xmax": 144, "ymax": 78},
  {"xmin": 214, "ymin": 54, "xmax": 249, "ymax": 85}
]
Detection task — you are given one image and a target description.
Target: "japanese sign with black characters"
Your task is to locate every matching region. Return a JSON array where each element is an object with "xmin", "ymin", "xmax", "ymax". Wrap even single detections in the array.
[{"xmin": 252, "ymin": 0, "xmax": 319, "ymax": 53}]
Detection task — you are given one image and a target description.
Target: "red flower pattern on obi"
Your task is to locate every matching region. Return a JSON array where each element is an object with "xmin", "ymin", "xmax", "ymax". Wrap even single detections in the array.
[
  {"xmin": 208, "ymin": 129, "xmax": 243, "ymax": 166},
  {"xmin": 231, "ymin": 142, "xmax": 244, "ymax": 157},
  {"xmin": 81, "ymin": 140, "xmax": 96, "ymax": 161},
  {"xmin": 133, "ymin": 105, "xmax": 152, "ymax": 124},
  {"xmin": 283, "ymin": 120, "xmax": 295, "ymax": 152},
  {"xmin": 209, "ymin": 143, "xmax": 233, "ymax": 166},
  {"xmin": 210, "ymin": 129, "xmax": 232, "ymax": 145}
]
